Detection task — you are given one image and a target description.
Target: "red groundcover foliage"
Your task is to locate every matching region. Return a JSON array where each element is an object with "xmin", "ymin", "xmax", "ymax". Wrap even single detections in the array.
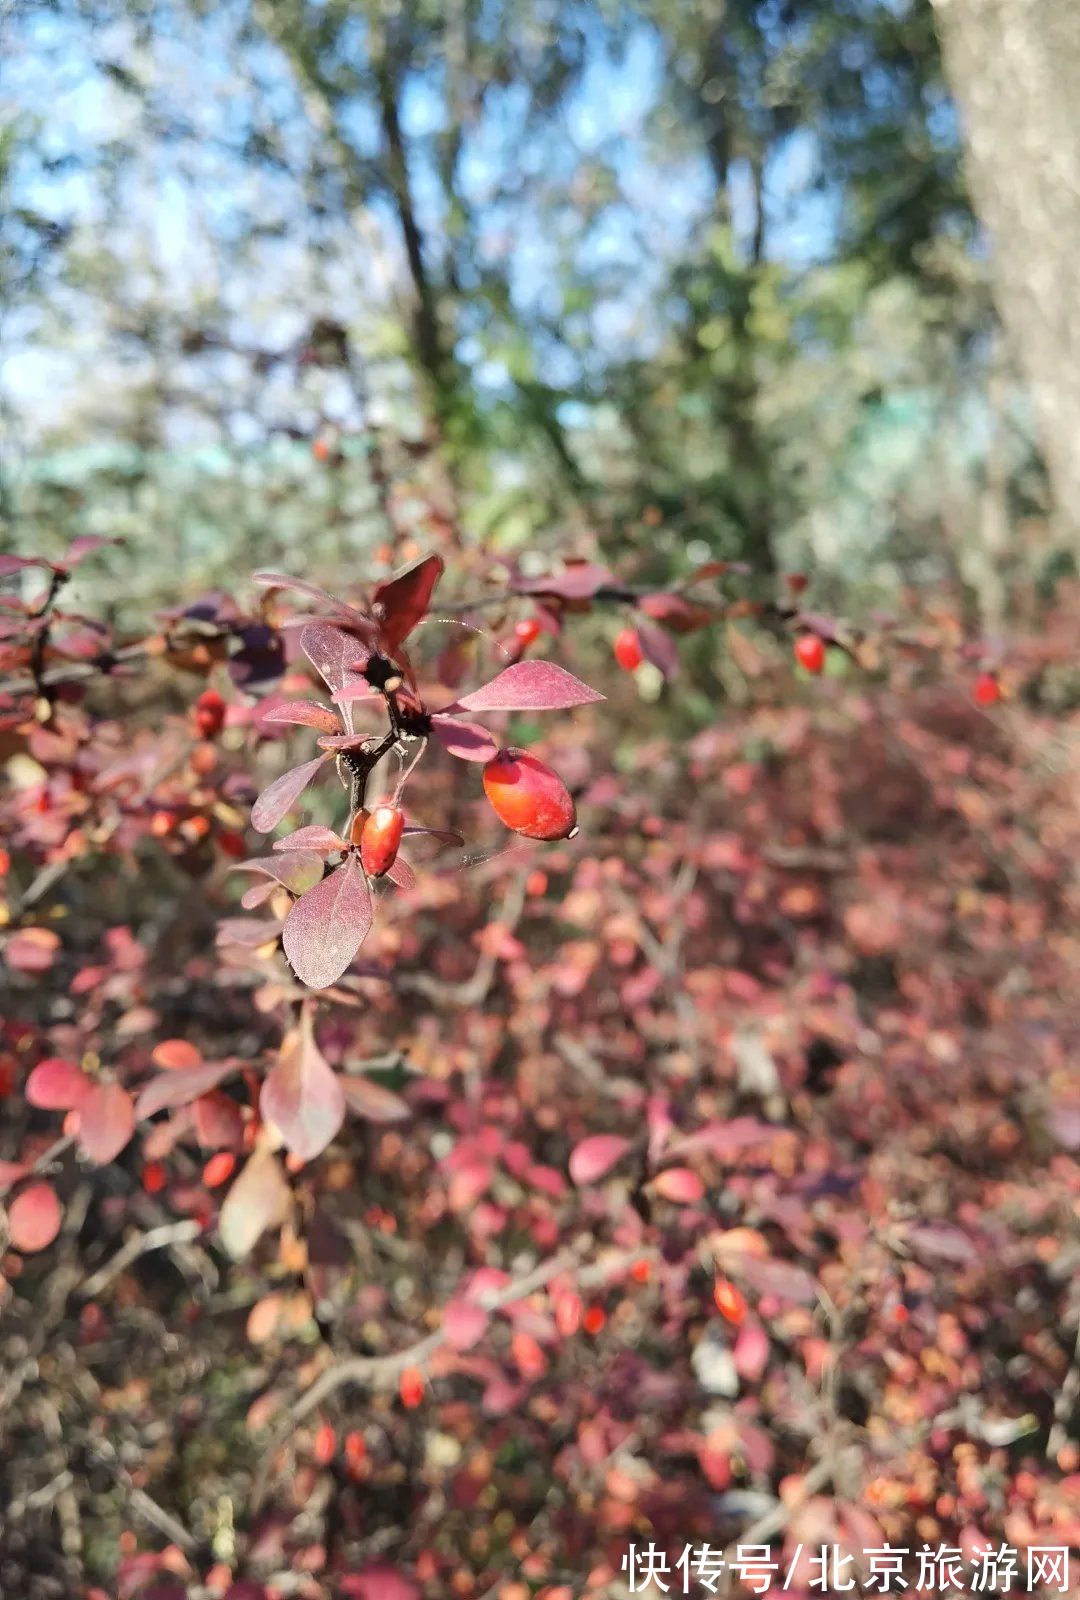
[{"xmin": 0, "ymin": 545, "xmax": 1078, "ymax": 1598}]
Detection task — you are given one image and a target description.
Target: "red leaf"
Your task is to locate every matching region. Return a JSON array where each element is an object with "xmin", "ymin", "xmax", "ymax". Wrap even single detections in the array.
[
  {"xmin": 443, "ymin": 1298, "xmax": 489, "ymax": 1352},
  {"xmin": 5, "ymin": 926, "xmax": 61, "ymax": 975},
  {"xmin": 77, "ymin": 1082, "xmax": 135, "ymax": 1164},
  {"xmin": 429, "ymin": 714, "xmax": 499, "ymax": 762},
  {"xmin": 340, "ymin": 1075, "xmax": 410, "ymax": 1123},
  {"xmin": 63, "ymin": 534, "xmax": 122, "ymax": 568},
  {"xmin": 8, "ymin": 1182, "xmax": 63, "ymax": 1252},
  {"xmin": 282, "ymin": 855, "xmax": 374, "ymax": 990},
  {"xmin": 569, "ymin": 1134, "xmax": 632, "ymax": 1186},
  {"xmin": 652, "ymin": 1166, "xmax": 704, "ymax": 1203},
  {"xmin": 219, "ymin": 1145, "xmax": 291, "ymax": 1259},
  {"xmin": 261, "ymin": 699, "xmax": 341, "ymax": 733},
  {"xmin": 251, "ymin": 755, "xmax": 328, "ymax": 833},
  {"xmin": 299, "ymin": 621, "xmax": 372, "ymax": 701},
  {"xmin": 455, "ymin": 660, "xmax": 604, "ymax": 713},
  {"xmin": 636, "ymin": 618, "xmax": 680, "ymax": 679},
  {"xmin": 151, "ymin": 1039, "xmax": 202, "ymax": 1071},
  {"xmin": 135, "ymin": 1060, "xmax": 237, "ymax": 1119},
  {"xmin": 273, "ymin": 826, "xmax": 347, "ymax": 854},
  {"xmin": 514, "ymin": 563, "xmax": 613, "ymax": 600},
  {"xmin": 371, "ymin": 553, "xmax": 444, "ymax": 653},
  {"xmin": 193, "ymin": 1090, "xmax": 244, "ymax": 1150},
  {"xmin": 234, "ymin": 852, "xmax": 324, "ymax": 899},
  {"xmin": 339, "ymin": 1566, "xmax": 420, "ymax": 1600},
  {"xmin": 253, "ymin": 571, "xmax": 377, "ymax": 637},
  {"xmin": 638, "ymin": 592, "xmax": 717, "ymax": 632},
  {"xmin": 260, "ymin": 1017, "xmax": 346, "ymax": 1160},
  {"xmin": 26, "ymin": 1057, "xmax": 92, "ymax": 1110},
  {"xmin": 385, "ymin": 855, "xmax": 416, "ymax": 891},
  {"xmin": 733, "ymin": 1319, "xmax": 770, "ymax": 1382}
]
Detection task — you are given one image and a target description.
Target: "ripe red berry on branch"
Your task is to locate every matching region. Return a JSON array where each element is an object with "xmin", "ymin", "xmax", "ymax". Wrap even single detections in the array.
[
  {"xmin": 794, "ymin": 634, "xmax": 826, "ymax": 675},
  {"xmin": 482, "ymin": 747, "xmax": 577, "ymax": 841},
  {"xmin": 194, "ymin": 688, "xmax": 226, "ymax": 738},
  {"xmin": 359, "ymin": 805, "xmax": 405, "ymax": 878},
  {"xmin": 613, "ymin": 627, "xmax": 644, "ymax": 672}
]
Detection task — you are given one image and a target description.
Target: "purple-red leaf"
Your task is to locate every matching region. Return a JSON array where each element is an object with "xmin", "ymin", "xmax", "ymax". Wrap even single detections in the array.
[
  {"xmin": 514, "ymin": 563, "xmax": 613, "ymax": 600},
  {"xmin": 282, "ymin": 855, "xmax": 373, "ymax": 990},
  {"xmin": 260, "ymin": 1017, "xmax": 346, "ymax": 1160},
  {"xmin": 443, "ymin": 1298, "xmax": 489, "ymax": 1352},
  {"xmin": 251, "ymin": 755, "xmax": 328, "ymax": 833},
  {"xmin": 455, "ymin": 660, "xmax": 604, "ymax": 714},
  {"xmin": 273, "ymin": 825, "xmax": 347, "ymax": 854},
  {"xmin": 219, "ymin": 1145, "xmax": 291, "ymax": 1259},
  {"xmin": 430, "ymin": 714, "xmax": 499, "ymax": 762},
  {"xmin": 300, "ymin": 622, "xmax": 373, "ymax": 703},
  {"xmin": 569, "ymin": 1134, "xmax": 632, "ymax": 1186},
  {"xmin": 234, "ymin": 852, "xmax": 324, "ymax": 899},
  {"xmin": 26, "ymin": 1057, "xmax": 92, "ymax": 1111},
  {"xmin": 385, "ymin": 855, "xmax": 416, "ymax": 891},
  {"xmin": 77, "ymin": 1082, "xmax": 136, "ymax": 1164},
  {"xmin": 253, "ymin": 572, "xmax": 377, "ymax": 637},
  {"xmin": 8, "ymin": 1182, "xmax": 63, "ymax": 1252},
  {"xmin": 261, "ymin": 700, "xmax": 341, "ymax": 733},
  {"xmin": 651, "ymin": 1166, "xmax": 704, "ymax": 1204},
  {"xmin": 637, "ymin": 618, "xmax": 680, "ymax": 680},
  {"xmin": 340, "ymin": 1075, "xmax": 410, "ymax": 1123},
  {"xmin": 371, "ymin": 553, "xmax": 444, "ymax": 653},
  {"xmin": 135, "ymin": 1059, "xmax": 238, "ymax": 1119}
]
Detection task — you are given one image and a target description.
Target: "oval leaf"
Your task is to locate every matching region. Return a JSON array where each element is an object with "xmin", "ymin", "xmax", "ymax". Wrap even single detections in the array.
[
  {"xmin": 219, "ymin": 1145, "xmax": 292, "ymax": 1260},
  {"xmin": 430, "ymin": 714, "xmax": 499, "ymax": 762},
  {"xmin": 260, "ymin": 1021, "xmax": 346, "ymax": 1161},
  {"xmin": 456, "ymin": 660, "xmax": 604, "ymax": 713},
  {"xmin": 652, "ymin": 1166, "xmax": 704, "ymax": 1203},
  {"xmin": 78, "ymin": 1082, "xmax": 136, "ymax": 1164},
  {"xmin": 273, "ymin": 826, "xmax": 347, "ymax": 855},
  {"xmin": 261, "ymin": 699, "xmax": 341, "ymax": 733},
  {"xmin": 26, "ymin": 1057, "xmax": 92, "ymax": 1110},
  {"xmin": 371, "ymin": 553, "xmax": 444, "ymax": 653},
  {"xmin": 9, "ymin": 1182, "xmax": 63, "ymax": 1252},
  {"xmin": 569, "ymin": 1134, "xmax": 632, "ymax": 1186},
  {"xmin": 151, "ymin": 1039, "xmax": 202, "ymax": 1071},
  {"xmin": 282, "ymin": 855, "xmax": 374, "ymax": 990},
  {"xmin": 251, "ymin": 755, "xmax": 328, "ymax": 833},
  {"xmin": 136, "ymin": 1059, "xmax": 238, "ymax": 1119},
  {"xmin": 443, "ymin": 1298, "xmax": 489, "ymax": 1352},
  {"xmin": 340, "ymin": 1075, "xmax": 410, "ymax": 1123}
]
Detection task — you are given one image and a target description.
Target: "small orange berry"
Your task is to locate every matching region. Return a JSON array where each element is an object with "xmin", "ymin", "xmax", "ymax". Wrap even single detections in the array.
[
  {"xmin": 630, "ymin": 1258, "xmax": 651, "ymax": 1285},
  {"xmin": 582, "ymin": 1305, "xmax": 606, "ymax": 1336},
  {"xmin": 194, "ymin": 688, "xmax": 226, "ymax": 739},
  {"xmin": 141, "ymin": 1161, "xmax": 167, "ymax": 1195},
  {"xmin": 514, "ymin": 617, "xmax": 543, "ymax": 647},
  {"xmin": 360, "ymin": 805, "xmax": 404, "ymax": 878},
  {"xmin": 713, "ymin": 1278, "xmax": 747, "ymax": 1326}
]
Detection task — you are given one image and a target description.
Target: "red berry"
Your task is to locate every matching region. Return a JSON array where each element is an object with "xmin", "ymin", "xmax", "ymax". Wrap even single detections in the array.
[
  {"xmin": 312, "ymin": 438, "xmax": 332, "ymax": 463},
  {"xmin": 482, "ymin": 748, "xmax": 577, "ymax": 841},
  {"xmin": 216, "ymin": 829, "xmax": 248, "ymax": 860},
  {"xmin": 194, "ymin": 688, "xmax": 226, "ymax": 738},
  {"xmin": 713, "ymin": 1278, "xmax": 747, "ymax": 1326},
  {"xmin": 973, "ymin": 672, "xmax": 1000, "ymax": 708},
  {"xmin": 312, "ymin": 1422, "xmax": 336, "ymax": 1464},
  {"xmin": 359, "ymin": 804, "xmax": 404, "ymax": 877},
  {"xmin": 0, "ymin": 848, "xmax": 9, "ymax": 877},
  {"xmin": 582, "ymin": 1305, "xmax": 606, "ymax": 1336},
  {"xmin": 150, "ymin": 810, "xmax": 176, "ymax": 838},
  {"xmin": 514, "ymin": 617, "xmax": 543, "ymax": 648},
  {"xmin": 399, "ymin": 1365, "xmax": 425, "ymax": 1408},
  {"xmin": 794, "ymin": 634, "xmax": 826, "ymax": 675},
  {"xmin": 141, "ymin": 1161, "xmax": 167, "ymax": 1195},
  {"xmin": 613, "ymin": 627, "xmax": 644, "ymax": 672},
  {"xmin": 202, "ymin": 1151, "xmax": 236, "ymax": 1188}
]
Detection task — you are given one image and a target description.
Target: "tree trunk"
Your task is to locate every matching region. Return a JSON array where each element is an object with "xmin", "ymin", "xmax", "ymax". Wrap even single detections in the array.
[{"xmin": 932, "ymin": 0, "xmax": 1080, "ymax": 552}]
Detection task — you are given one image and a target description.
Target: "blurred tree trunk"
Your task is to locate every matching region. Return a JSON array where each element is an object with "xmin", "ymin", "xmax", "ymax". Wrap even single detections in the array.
[{"xmin": 932, "ymin": 0, "xmax": 1080, "ymax": 551}]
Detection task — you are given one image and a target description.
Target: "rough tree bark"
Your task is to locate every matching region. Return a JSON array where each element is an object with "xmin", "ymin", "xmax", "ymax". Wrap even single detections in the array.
[{"xmin": 932, "ymin": 0, "xmax": 1080, "ymax": 552}]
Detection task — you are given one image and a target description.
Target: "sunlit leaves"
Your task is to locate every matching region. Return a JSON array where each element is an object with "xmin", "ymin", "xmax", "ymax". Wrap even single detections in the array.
[
  {"xmin": 281, "ymin": 854, "xmax": 373, "ymax": 990},
  {"xmin": 219, "ymin": 1144, "xmax": 291, "ymax": 1260},
  {"xmin": 260, "ymin": 1016, "xmax": 345, "ymax": 1160}
]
